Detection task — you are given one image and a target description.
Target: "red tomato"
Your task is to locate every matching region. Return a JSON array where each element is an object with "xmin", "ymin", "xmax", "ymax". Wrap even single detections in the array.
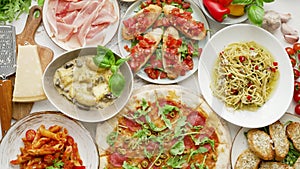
[
  {"xmin": 294, "ymin": 92, "xmax": 300, "ymax": 103},
  {"xmin": 291, "ymin": 57, "xmax": 297, "ymax": 67},
  {"xmin": 73, "ymin": 166, "xmax": 86, "ymax": 169},
  {"xmin": 25, "ymin": 129, "xmax": 36, "ymax": 142},
  {"xmin": 286, "ymin": 47, "xmax": 295, "ymax": 56},
  {"xmin": 294, "ymin": 69, "xmax": 300, "ymax": 79},
  {"xmin": 293, "ymin": 43, "xmax": 300, "ymax": 52},
  {"xmin": 239, "ymin": 56, "xmax": 246, "ymax": 62},
  {"xmin": 295, "ymin": 81, "xmax": 300, "ymax": 93},
  {"xmin": 295, "ymin": 104, "xmax": 300, "ymax": 115}
]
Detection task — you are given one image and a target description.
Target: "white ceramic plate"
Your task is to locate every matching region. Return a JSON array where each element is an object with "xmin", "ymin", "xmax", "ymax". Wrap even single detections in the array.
[
  {"xmin": 198, "ymin": 24, "xmax": 294, "ymax": 128},
  {"xmin": 230, "ymin": 113, "xmax": 299, "ymax": 167},
  {"xmin": 0, "ymin": 111, "xmax": 99, "ymax": 169},
  {"xmin": 43, "ymin": 0, "xmax": 120, "ymax": 51},
  {"xmin": 118, "ymin": 0, "xmax": 210, "ymax": 84},
  {"xmin": 198, "ymin": 0, "xmax": 248, "ymax": 24},
  {"xmin": 43, "ymin": 47, "xmax": 134, "ymax": 123}
]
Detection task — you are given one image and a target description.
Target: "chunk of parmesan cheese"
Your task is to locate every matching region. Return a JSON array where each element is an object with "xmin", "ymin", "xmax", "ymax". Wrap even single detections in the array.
[{"xmin": 13, "ymin": 45, "xmax": 46, "ymax": 102}]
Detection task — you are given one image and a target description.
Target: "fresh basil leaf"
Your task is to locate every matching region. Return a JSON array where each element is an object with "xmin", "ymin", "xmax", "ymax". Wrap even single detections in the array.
[
  {"xmin": 109, "ymin": 73, "xmax": 125, "ymax": 97},
  {"xmin": 232, "ymin": 0, "xmax": 253, "ymax": 5},
  {"xmin": 170, "ymin": 140, "xmax": 185, "ymax": 155},
  {"xmin": 94, "ymin": 46, "xmax": 115, "ymax": 67},
  {"xmin": 247, "ymin": 5, "xmax": 264, "ymax": 26},
  {"xmin": 115, "ymin": 57, "xmax": 130, "ymax": 67},
  {"xmin": 263, "ymin": 0, "xmax": 274, "ymax": 2},
  {"xmin": 254, "ymin": 0, "xmax": 264, "ymax": 7}
]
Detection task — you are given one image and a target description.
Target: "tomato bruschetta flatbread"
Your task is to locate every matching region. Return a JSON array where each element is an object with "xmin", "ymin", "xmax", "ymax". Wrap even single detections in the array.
[
  {"xmin": 127, "ymin": 28, "xmax": 163, "ymax": 73},
  {"xmin": 163, "ymin": 5, "xmax": 206, "ymax": 41},
  {"xmin": 122, "ymin": 4, "xmax": 162, "ymax": 40},
  {"xmin": 96, "ymin": 85, "xmax": 231, "ymax": 169},
  {"xmin": 162, "ymin": 26, "xmax": 185, "ymax": 79}
]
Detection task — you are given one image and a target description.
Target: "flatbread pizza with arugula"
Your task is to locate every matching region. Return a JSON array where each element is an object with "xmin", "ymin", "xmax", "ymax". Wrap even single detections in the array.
[{"xmin": 96, "ymin": 85, "xmax": 231, "ymax": 169}]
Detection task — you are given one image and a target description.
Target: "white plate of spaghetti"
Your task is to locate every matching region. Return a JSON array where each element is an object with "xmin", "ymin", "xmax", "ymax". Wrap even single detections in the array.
[{"xmin": 198, "ymin": 24, "xmax": 294, "ymax": 128}]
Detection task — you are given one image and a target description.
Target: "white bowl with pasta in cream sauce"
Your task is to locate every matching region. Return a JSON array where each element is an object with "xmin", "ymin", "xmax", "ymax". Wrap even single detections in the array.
[
  {"xmin": 43, "ymin": 47, "xmax": 134, "ymax": 122},
  {"xmin": 198, "ymin": 24, "xmax": 294, "ymax": 128}
]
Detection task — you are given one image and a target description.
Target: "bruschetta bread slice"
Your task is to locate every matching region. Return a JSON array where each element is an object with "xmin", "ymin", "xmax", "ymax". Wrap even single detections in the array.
[
  {"xmin": 122, "ymin": 4, "xmax": 162, "ymax": 40},
  {"xmin": 127, "ymin": 27, "xmax": 163, "ymax": 73},
  {"xmin": 162, "ymin": 26, "xmax": 183, "ymax": 79},
  {"xmin": 269, "ymin": 121, "xmax": 289, "ymax": 161},
  {"xmin": 259, "ymin": 162, "xmax": 293, "ymax": 169},
  {"xmin": 235, "ymin": 149, "xmax": 261, "ymax": 169},
  {"xmin": 286, "ymin": 121, "xmax": 300, "ymax": 152},
  {"xmin": 247, "ymin": 129, "xmax": 275, "ymax": 161},
  {"xmin": 163, "ymin": 5, "xmax": 206, "ymax": 40}
]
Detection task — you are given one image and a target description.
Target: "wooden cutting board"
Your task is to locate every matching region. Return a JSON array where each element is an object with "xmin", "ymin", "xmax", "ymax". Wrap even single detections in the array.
[{"xmin": 11, "ymin": 5, "xmax": 54, "ymax": 120}]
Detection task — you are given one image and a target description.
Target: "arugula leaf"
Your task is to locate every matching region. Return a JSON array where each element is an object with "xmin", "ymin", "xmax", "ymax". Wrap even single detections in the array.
[
  {"xmin": 122, "ymin": 161, "xmax": 139, "ymax": 169},
  {"xmin": 170, "ymin": 140, "xmax": 185, "ymax": 155},
  {"xmin": 0, "ymin": 0, "xmax": 31, "ymax": 23},
  {"xmin": 167, "ymin": 156, "xmax": 187, "ymax": 168},
  {"xmin": 93, "ymin": 46, "xmax": 129, "ymax": 97}
]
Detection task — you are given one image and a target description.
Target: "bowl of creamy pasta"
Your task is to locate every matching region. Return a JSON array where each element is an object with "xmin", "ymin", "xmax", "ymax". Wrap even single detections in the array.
[
  {"xmin": 198, "ymin": 24, "xmax": 294, "ymax": 128},
  {"xmin": 43, "ymin": 46, "xmax": 134, "ymax": 122}
]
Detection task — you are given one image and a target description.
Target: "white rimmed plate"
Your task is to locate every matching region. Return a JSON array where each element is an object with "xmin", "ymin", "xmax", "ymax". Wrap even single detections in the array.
[
  {"xmin": 198, "ymin": 0, "xmax": 248, "ymax": 24},
  {"xmin": 118, "ymin": 0, "xmax": 210, "ymax": 84},
  {"xmin": 0, "ymin": 111, "xmax": 99, "ymax": 169},
  {"xmin": 230, "ymin": 113, "xmax": 299, "ymax": 167},
  {"xmin": 198, "ymin": 24, "xmax": 294, "ymax": 128},
  {"xmin": 43, "ymin": 0, "xmax": 120, "ymax": 51}
]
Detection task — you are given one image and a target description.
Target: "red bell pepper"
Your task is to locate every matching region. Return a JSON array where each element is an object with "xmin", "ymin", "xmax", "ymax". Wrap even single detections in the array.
[
  {"xmin": 203, "ymin": 0, "xmax": 230, "ymax": 22},
  {"xmin": 217, "ymin": 0, "xmax": 233, "ymax": 7}
]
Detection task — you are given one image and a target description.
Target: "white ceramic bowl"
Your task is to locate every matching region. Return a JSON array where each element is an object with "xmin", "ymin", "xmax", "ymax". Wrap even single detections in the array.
[
  {"xmin": 43, "ymin": 47, "xmax": 134, "ymax": 122},
  {"xmin": 0, "ymin": 111, "xmax": 99, "ymax": 169},
  {"xmin": 198, "ymin": 24, "xmax": 294, "ymax": 128}
]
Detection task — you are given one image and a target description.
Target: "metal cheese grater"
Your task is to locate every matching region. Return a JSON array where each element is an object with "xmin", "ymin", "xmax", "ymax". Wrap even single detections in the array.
[
  {"xmin": 0, "ymin": 25, "xmax": 16, "ymax": 136},
  {"xmin": 0, "ymin": 25, "xmax": 16, "ymax": 78}
]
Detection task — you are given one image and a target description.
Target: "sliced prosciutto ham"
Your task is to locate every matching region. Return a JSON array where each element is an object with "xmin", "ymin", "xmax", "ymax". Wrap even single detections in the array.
[{"xmin": 45, "ymin": 0, "xmax": 118, "ymax": 50}]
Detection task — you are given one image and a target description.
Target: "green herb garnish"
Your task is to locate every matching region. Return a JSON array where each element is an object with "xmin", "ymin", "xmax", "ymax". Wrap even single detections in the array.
[
  {"xmin": 93, "ymin": 46, "xmax": 129, "ymax": 97},
  {"xmin": 46, "ymin": 159, "xmax": 64, "ymax": 169}
]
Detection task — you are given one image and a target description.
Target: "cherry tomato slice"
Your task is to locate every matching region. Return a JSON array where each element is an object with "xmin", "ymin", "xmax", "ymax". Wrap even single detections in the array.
[
  {"xmin": 291, "ymin": 57, "xmax": 297, "ymax": 67},
  {"xmin": 25, "ymin": 129, "xmax": 36, "ymax": 142},
  {"xmin": 293, "ymin": 43, "xmax": 300, "ymax": 52},
  {"xmin": 286, "ymin": 47, "xmax": 295, "ymax": 56},
  {"xmin": 294, "ymin": 69, "xmax": 300, "ymax": 79},
  {"xmin": 294, "ymin": 92, "xmax": 300, "ymax": 103},
  {"xmin": 295, "ymin": 104, "xmax": 300, "ymax": 115},
  {"xmin": 295, "ymin": 81, "xmax": 300, "ymax": 93}
]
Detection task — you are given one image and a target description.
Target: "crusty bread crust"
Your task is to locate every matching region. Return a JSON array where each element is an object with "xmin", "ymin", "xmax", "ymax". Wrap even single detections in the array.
[
  {"xmin": 163, "ymin": 5, "xmax": 206, "ymax": 40},
  {"xmin": 122, "ymin": 4, "xmax": 162, "ymax": 40},
  {"xmin": 235, "ymin": 149, "xmax": 261, "ymax": 169},
  {"xmin": 259, "ymin": 161, "xmax": 293, "ymax": 169},
  {"xmin": 269, "ymin": 121, "xmax": 289, "ymax": 161},
  {"xmin": 286, "ymin": 122, "xmax": 300, "ymax": 152},
  {"xmin": 247, "ymin": 129, "xmax": 275, "ymax": 161}
]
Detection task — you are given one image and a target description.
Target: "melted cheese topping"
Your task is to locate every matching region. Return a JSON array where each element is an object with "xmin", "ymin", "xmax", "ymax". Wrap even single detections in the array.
[{"xmin": 13, "ymin": 45, "xmax": 46, "ymax": 102}]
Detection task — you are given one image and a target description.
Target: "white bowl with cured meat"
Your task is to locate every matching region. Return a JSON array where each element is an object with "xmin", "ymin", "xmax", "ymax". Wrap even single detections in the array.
[
  {"xmin": 0, "ymin": 111, "xmax": 99, "ymax": 169},
  {"xmin": 118, "ymin": 0, "xmax": 210, "ymax": 84},
  {"xmin": 198, "ymin": 24, "xmax": 294, "ymax": 128},
  {"xmin": 43, "ymin": 0, "xmax": 120, "ymax": 50},
  {"xmin": 43, "ymin": 46, "xmax": 134, "ymax": 122}
]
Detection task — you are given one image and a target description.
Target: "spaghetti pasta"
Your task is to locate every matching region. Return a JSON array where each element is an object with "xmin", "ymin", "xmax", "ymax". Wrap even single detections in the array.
[{"xmin": 210, "ymin": 41, "xmax": 279, "ymax": 110}]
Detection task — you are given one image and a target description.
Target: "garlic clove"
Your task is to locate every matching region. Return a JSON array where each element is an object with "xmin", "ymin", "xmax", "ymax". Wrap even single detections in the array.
[
  {"xmin": 280, "ymin": 13, "xmax": 292, "ymax": 23},
  {"xmin": 281, "ymin": 23, "xmax": 298, "ymax": 35}
]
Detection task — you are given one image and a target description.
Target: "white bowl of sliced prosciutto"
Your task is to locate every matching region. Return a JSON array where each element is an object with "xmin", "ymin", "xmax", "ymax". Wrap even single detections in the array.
[{"xmin": 43, "ymin": 0, "xmax": 120, "ymax": 51}]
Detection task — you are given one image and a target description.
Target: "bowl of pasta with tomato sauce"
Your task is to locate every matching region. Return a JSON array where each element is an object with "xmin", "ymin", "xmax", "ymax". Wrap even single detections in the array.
[
  {"xmin": 198, "ymin": 24, "xmax": 294, "ymax": 128},
  {"xmin": 0, "ymin": 111, "xmax": 99, "ymax": 169}
]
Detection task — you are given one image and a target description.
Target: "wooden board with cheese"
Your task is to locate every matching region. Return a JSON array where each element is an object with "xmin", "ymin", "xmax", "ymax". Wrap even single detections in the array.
[{"xmin": 11, "ymin": 5, "xmax": 54, "ymax": 120}]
